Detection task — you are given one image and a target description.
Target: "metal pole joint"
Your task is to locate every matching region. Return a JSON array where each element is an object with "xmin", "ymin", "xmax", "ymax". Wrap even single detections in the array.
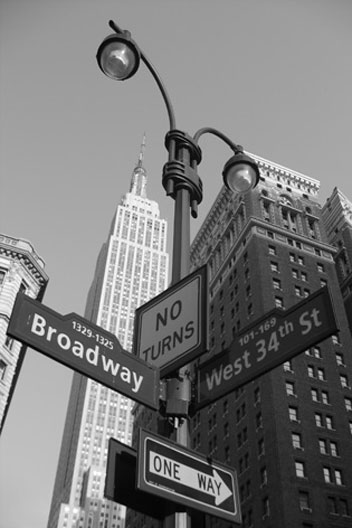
[{"xmin": 163, "ymin": 130, "xmax": 203, "ymax": 218}]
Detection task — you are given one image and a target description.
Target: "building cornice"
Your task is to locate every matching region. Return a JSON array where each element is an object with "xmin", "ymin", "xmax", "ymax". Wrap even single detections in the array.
[{"xmin": 0, "ymin": 234, "xmax": 48, "ymax": 293}]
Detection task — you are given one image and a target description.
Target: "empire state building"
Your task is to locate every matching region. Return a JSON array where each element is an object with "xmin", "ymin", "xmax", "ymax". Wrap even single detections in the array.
[{"xmin": 47, "ymin": 138, "xmax": 169, "ymax": 528}]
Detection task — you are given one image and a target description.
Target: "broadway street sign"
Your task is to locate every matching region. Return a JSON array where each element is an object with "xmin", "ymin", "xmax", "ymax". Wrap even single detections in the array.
[
  {"xmin": 133, "ymin": 266, "xmax": 208, "ymax": 377},
  {"xmin": 7, "ymin": 293, "xmax": 160, "ymax": 410},
  {"xmin": 137, "ymin": 428, "xmax": 241, "ymax": 523},
  {"xmin": 195, "ymin": 287, "xmax": 338, "ymax": 411}
]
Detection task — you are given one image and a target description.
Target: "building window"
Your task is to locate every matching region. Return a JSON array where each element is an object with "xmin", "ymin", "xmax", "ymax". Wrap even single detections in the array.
[
  {"xmin": 308, "ymin": 366, "xmax": 315, "ymax": 378},
  {"xmin": 312, "ymin": 346, "xmax": 322, "ymax": 359},
  {"xmin": 286, "ymin": 381, "xmax": 296, "ymax": 396},
  {"xmin": 340, "ymin": 374, "xmax": 349, "ymax": 388},
  {"xmin": 0, "ymin": 359, "xmax": 7, "ymax": 380},
  {"xmin": 256, "ymin": 413, "xmax": 263, "ymax": 429},
  {"xmin": 0, "ymin": 269, "xmax": 7, "ymax": 285},
  {"xmin": 224, "ymin": 422, "xmax": 229, "ymax": 438},
  {"xmin": 317, "ymin": 263, "xmax": 325, "ymax": 273},
  {"xmin": 301, "ymin": 271, "xmax": 308, "ymax": 282},
  {"xmin": 332, "ymin": 334, "xmax": 341, "ymax": 345},
  {"xmin": 340, "ymin": 498, "xmax": 350, "ymax": 516},
  {"xmin": 246, "ymin": 285, "xmax": 252, "ymax": 298},
  {"xmin": 289, "ymin": 406, "xmax": 299, "ymax": 422},
  {"xmin": 254, "ymin": 387, "xmax": 261, "ymax": 405},
  {"xmin": 275, "ymin": 297, "xmax": 284, "ymax": 308},
  {"xmin": 326, "ymin": 416, "xmax": 334, "ymax": 430},
  {"xmin": 317, "ymin": 368, "xmax": 326, "ymax": 381},
  {"xmin": 268, "ymin": 245, "xmax": 276, "ymax": 255},
  {"xmin": 319, "ymin": 439, "xmax": 328, "ymax": 455},
  {"xmin": 315, "ymin": 413, "xmax": 323, "ymax": 427},
  {"xmin": 292, "ymin": 432, "xmax": 303, "ymax": 449},
  {"xmin": 321, "ymin": 391, "xmax": 330, "ymax": 405},
  {"xmin": 295, "ymin": 461, "xmax": 306, "ymax": 478},
  {"xmin": 336, "ymin": 352, "xmax": 345, "ymax": 366},
  {"xmin": 260, "ymin": 466, "xmax": 268, "ymax": 486},
  {"xmin": 345, "ymin": 397, "xmax": 352, "ymax": 412},
  {"xmin": 5, "ymin": 336, "xmax": 14, "ymax": 350},
  {"xmin": 328, "ymin": 496, "xmax": 338, "ymax": 514},
  {"xmin": 258, "ymin": 438, "xmax": 265, "ymax": 457},
  {"xmin": 270, "ymin": 261, "xmax": 279, "ymax": 273},
  {"xmin": 335, "ymin": 469, "xmax": 343, "ymax": 486},
  {"xmin": 330, "ymin": 441, "xmax": 339, "ymax": 457},
  {"xmin": 262, "ymin": 496, "xmax": 270, "ymax": 518},
  {"xmin": 311, "ymin": 388, "xmax": 319, "ymax": 402},
  {"xmin": 323, "ymin": 467, "xmax": 332, "ymax": 483},
  {"xmin": 292, "ymin": 268, "xmax": 298, "ymax": 279},
  {"xmin": 283, "ymin": 360, "xmax": 293, "ymax": 372},
  {"xmin": 295, "ymin": 286, "xmax": 302, "ymax": 297},
  {"xmin": 273, "ymin": 278, "xmax": 281, "ymax": 290},
  {"xmin": 299, "ymin": 491, "xmax": 311, "ymax": 511}
]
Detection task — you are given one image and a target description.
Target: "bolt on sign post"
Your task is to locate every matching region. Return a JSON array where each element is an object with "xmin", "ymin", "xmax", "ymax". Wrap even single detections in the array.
[
  {"xmin": 195, "ymin": 287, "xmax": 338, "ymax": 411},
  {"xmin": 7, "ymin": 293, "xmax": 160, "ymax": 410}
]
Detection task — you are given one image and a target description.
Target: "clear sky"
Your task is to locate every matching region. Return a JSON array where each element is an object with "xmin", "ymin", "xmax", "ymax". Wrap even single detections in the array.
[{"xmin": 0, "ymin": 1, "xmax": 351, "ymax": 527}]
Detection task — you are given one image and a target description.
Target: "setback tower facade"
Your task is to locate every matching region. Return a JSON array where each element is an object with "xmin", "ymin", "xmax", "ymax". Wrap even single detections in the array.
[
  {"xmin": 322, "ymin": 188, "xmax": 352, "ymax": 335},
  {"xmin": 47, "ymin": 142, "xmax": 169, "ymax": 528}
]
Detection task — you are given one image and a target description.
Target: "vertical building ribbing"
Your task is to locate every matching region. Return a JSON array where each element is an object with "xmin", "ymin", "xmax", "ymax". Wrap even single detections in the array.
[
  {"xmin": 47, "ymin": 141, "xmax": 169, "ymax": 528},
  {"xmin": 322, "ymin": 188, "xmax": 352, "ymax": 335}
]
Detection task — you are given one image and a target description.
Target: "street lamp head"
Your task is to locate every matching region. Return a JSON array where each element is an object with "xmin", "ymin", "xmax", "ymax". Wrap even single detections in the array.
[
  {"xmin": 222, "ymin": 150, "xmax": 260, "ymax": 194},
  {"xmin": 96, "ymin": 31, "xmax": 141, "ymax": 81}
]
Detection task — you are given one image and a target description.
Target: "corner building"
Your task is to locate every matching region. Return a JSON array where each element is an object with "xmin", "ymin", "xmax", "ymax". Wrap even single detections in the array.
[
  {"xmin": 0, "ymin": 234, "xmax": 48, "ymax": 434},
  {"xmin": 47, "ymin": 144, "xmax": 169, "ymax": 528},
  {"xmin": 189, "ymin": 155, "xmax": 352, "ymax": 527},
  {"xmin": 127, "ymin": 157, "xmax": 352, "ymax": 528}
]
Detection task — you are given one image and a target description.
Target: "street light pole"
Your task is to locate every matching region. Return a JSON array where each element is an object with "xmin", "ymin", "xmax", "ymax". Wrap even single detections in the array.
[{"xmin": 96, "ymin": 20, "xmax": 260, "ymax": 528}]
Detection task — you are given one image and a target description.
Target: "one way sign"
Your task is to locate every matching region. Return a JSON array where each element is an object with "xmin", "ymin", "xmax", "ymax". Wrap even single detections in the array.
[{"xmin": 137, "ymin": 429, "xmax": 241, "ymax": 523}]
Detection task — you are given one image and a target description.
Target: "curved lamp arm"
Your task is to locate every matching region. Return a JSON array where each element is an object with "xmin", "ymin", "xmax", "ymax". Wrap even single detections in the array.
[
  {"xmin": 108, "ymin": 20, "xmax": 177, "ymax": 130},
  {"xmin": 193, "ymin": 126, "xmax": 243, "ymax": 153}
]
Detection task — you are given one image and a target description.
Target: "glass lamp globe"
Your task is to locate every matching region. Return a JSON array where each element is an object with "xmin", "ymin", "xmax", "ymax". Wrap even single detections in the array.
[
  {"xmin": 223, "ymin": 154, "xmax": 259, "ymax": 194},
  {"xmin": 96, "ymin": 34, "xmax": 140, "ymax": 81}
]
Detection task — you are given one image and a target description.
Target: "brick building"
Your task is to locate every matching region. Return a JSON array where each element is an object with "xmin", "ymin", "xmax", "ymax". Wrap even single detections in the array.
[{"xmin": 127, "ymin": 155, "xmax": 352, "ymax": 528}]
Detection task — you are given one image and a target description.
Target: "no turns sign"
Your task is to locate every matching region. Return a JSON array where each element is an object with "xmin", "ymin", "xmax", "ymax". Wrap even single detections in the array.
[{"xmin": 133, "ymin": 266, "xmax": 208, "ymax": 377}]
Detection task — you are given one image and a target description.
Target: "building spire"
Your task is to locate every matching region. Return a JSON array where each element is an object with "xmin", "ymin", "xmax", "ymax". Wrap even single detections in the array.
[{"xmin": 130, "ymin": 133, "xmax": 147, "ymax": 198}]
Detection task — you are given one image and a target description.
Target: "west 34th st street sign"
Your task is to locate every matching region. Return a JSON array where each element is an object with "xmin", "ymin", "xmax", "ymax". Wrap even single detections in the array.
[
  {"xmin": 7, "ymin": 293, "xmax": 160, "ymax": 410},
  {"xmin": 137, "ymin": 428, "xmax": 241, "ymax": 524},
  {"xmin": 195, "ymin": 287, "xmax": 338, "ymax": 411}
]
